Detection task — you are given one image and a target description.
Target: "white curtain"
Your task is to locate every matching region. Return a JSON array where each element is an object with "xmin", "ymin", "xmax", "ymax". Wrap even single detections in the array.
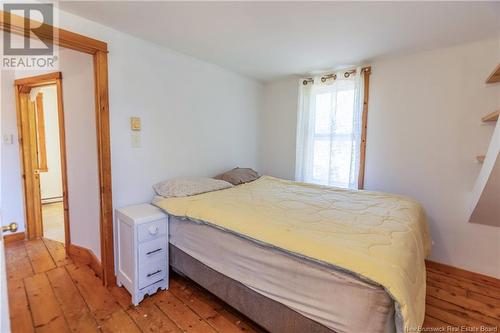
[{"xmin": 295, "ymin": 68, "xmax": 364, "ymax": 189}]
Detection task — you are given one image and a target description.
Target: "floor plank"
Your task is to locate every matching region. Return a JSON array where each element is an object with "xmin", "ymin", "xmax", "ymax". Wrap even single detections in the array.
[
  {"xmin": 100, "ymin": 309, "xmax": 142, "ymax": 333},
  {"xmin": 422, "ymin": 315, "xmax": 448, "ymax": 328},
  {"xmin": 46, "ymin": 267, "xmax": 100, "ymax": 333},
  {"xmin": 213, "ymin": 309, "xmax": 263, "ymax": 333},
  {"xmin": 35, "ymin": 316, "xmax": 71, "ymax": 333},
  {"xmin": 7, "ymin": 278, "xmax": 35, "ymax": 333},
  {"xmin": 426, "ymin": 295, "xmax": 500, "ymax": 328},
  {"xmin": 65, "ymin": 263, "xmax": 122, "ymax": 324},
  {"xmin": 24, "ymin": 273, "xmax": 70, "ymax": 332},
  {"xmin": 169, "ymin": 278, "xmax": 219, "ymax": 318},
  {"xmin": 425, "ymin": 302, "xmax": 485, "ymax": 328},
  {"xmin": 108, "ymin": 285, "xmax": 133, "ymax": 310},
  {"xmin": 427, "ymin": 276, "xmax": 467, "ymax": 296},
  {"xmin": 42, "ymin": 238, "xmax": 72, "ymax": 267},
  {"xmin": 206, "ymin": 310, "xmax": 257, "ymax": 333},
  {"xmin": 24, "ymin": 239, "xmax": 56, "ymax": 274},
  {"xmin": 156, "ymin": 290, "xmax": 218, "ymax": 333},
  {"xmin": 427, "ymin": 285, "xmax": 500, "ymax": 320},
  {"xmin": 126, "ymin": 297, "xmax": 181, "ymax": 333},
  {"xmin": 427, "ymin": 268, "xmax": 500, "ymax": 300},
  {"xmin": 5, "ymin": 240, "xmax": 35, "ymax": 281},
  {"xmin": 170, "ymin": 277, "xmax": 260, "ymax": 333}
]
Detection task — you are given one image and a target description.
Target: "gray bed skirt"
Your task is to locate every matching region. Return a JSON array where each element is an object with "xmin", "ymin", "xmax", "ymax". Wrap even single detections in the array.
[{"xmin": 170, "ymin": 244, "xmax": 335, "ymax": 333}]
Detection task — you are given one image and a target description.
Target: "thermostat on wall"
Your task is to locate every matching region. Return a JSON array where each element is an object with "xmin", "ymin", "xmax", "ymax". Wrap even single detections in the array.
[{"xmin": 130, "ymin": 117, "xmax": 141, "ymax": 131}]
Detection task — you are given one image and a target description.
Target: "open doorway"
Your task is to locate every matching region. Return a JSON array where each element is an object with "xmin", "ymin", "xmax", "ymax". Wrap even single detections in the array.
[
  {"xmin": 34, "ymin": 85, "xmax": 65, "ymax": 243},
  {"xmin": 15, "ymin": 72, "xmax": 70, "ymax": 249},
  {"xmin": 2, "ymin": 10, "xmax": 115, "ymax": 285}
]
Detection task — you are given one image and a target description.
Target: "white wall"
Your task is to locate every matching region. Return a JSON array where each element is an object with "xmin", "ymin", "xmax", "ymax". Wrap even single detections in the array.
[
  {"xmin": 54, "ymin": 9, "xmax": 262, "ymax": 206},
  {"xmin": 30, "ymin": 85, "xmax": 63, "ymax": 202},
  {"xmin": 1, "ymin": 9, "xmax": 263, "ymax": 262},
  {"xmin": 365, "ymin": 38, "xmax": 500, "ymax": 278},
  {"xmin": 259, "ymin": 79, "xmax": 298, "ymax": 180},
  {"xmin": 0, "ymin": 70, "xmax": 24, "ymax": 232},
  {"xmin": 260, "ymin": 38, "xmax": 500, "ymax": 278}
]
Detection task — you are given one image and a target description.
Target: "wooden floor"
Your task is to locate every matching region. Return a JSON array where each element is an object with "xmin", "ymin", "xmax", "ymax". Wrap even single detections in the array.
[
  {"xmin": 41, "ymin": 202, "xmax": 65, "ymax": 243},
  {"xmin": 5, "ymin": 238, "xmax": 500, "ymax": 333}
]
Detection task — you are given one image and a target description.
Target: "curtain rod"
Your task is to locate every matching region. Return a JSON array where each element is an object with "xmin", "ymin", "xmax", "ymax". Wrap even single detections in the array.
[{"xmin": 302, "ymin": 66, "xmax": 371, "ymax": 86}]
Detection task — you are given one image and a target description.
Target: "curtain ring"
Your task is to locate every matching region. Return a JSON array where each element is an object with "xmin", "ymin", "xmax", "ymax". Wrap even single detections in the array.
[
  {"xmin": 321, "ymin": 74, "xmax": 337, "ymax": 83},
  {"xmin": 344, "ymin": 70, "xmax": 356, "ymax": 78},
  {"xmin": 303, "ymin": 78, "xmax": 314, "ymax": 86}
]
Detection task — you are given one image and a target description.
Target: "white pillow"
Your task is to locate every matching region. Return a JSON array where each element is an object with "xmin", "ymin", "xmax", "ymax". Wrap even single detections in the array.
[{"xmin": 153, "ymin": 177, "xmax": 233, "ymax": 198}]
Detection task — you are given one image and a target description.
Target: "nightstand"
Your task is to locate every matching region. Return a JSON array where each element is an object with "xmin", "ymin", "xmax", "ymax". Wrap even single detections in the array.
[{"xmin": 115, "ymin": 204, "xmax": 169, "ymax": 305}]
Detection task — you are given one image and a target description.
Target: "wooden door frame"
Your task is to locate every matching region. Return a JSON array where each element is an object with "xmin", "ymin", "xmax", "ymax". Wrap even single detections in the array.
[
  {"xmin": 1, "ymin": 11, "xmax": 115, "ymax": 286},
  {"xmin": 15, "ymin": 72, "xmax": 71, "ymax": 250}
]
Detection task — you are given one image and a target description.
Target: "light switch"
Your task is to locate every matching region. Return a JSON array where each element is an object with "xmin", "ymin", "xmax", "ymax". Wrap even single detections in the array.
[
  {"xmin": 130, "ymin": 117, "xmax": 141, "ymax": 131},
  {"xmin": 3, "ymin": 134, "xmax": 13, "ymax": 145},
  {"xmin": 131, "ymin": 132, "xmax": 141, "ymax": 148}
]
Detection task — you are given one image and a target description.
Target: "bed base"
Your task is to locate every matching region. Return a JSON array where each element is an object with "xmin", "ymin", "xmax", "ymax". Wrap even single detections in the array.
[{"xmin": 170, "ymin": 244, "xmax": 334, "ymax": 333}]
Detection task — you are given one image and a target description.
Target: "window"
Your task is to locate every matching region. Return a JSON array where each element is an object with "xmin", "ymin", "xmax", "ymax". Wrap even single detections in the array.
[{"xmin": 296, "ymin": 67, "xmax": 370, "ymax": 189}]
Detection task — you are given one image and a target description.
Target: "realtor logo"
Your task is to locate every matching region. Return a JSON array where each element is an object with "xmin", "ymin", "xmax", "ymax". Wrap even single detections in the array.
[
  {"xmin": 2, "ymin": 3, "xmax": 57, "ymax": 69},
  {"xmin": 3, "ymin": 3, "xmax": 53, "ymax": 55}
]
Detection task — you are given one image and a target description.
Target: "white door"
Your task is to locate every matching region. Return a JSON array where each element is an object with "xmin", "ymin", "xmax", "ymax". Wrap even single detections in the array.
[
  {"xmin": 0, "ymin": 106, "xmax": 11, "ymax": 330},
  {"xmin": 0, "ymin": 214, "xmax": 11, "ymax": 333}
]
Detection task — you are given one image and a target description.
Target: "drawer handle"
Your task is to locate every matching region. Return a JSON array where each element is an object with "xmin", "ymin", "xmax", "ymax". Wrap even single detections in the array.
[
  {"xmin": 147, "ymin": 269, "xmax": 162, "ymax": 278},
  {"xmin": 148, "ymin": 225, "xmax": 159, "ymax": 235},
  {"xmin": 146, "ymin": 248, "xmax": 162, "ymax": 255}
]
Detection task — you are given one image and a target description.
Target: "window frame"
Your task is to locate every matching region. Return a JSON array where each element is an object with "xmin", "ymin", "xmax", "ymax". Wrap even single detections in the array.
[{"xmin": 358, "ymin": 67, "xmax": 371, "ymax": 190}]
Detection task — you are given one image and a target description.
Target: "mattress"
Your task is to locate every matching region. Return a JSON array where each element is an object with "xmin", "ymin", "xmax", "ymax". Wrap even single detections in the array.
[
  {"xmin": 169, "ymin": 216, "xmax": 396, "ymax": 333},
  {"xmin": 156, "ymin": 176, "xmax": 430, "ymax": 332}
]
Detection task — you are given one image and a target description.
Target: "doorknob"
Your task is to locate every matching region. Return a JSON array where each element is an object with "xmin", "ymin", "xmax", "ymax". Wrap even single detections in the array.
[
  {"xmin": 2, "ymin": 223, "xmax": 18, "ymax": 233},
  {"xmin": 34, "ymin": 169, "xmax": 40, "ymax": 175}
]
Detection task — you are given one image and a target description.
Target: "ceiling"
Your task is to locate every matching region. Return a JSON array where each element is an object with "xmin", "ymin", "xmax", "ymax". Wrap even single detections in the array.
[{"xmin": 60, "ymin": 1, "xmax": 500, "ymax": 82}]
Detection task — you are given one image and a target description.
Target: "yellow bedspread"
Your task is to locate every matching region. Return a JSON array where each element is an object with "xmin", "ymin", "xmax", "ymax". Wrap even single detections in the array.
[{"xmin": 155, "ymin": 176, "xmax": 431, "ymax": 331}]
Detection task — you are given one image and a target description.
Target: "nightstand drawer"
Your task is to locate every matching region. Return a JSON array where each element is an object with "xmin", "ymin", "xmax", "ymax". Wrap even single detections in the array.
[
  {"xmin": 138, "ymin": 236, "xmax": 167, "ymax": 263},
  {"xmin": 138, "ymin": 218, "xmax": 167, "ymax": 243},
  {"xmin": 139, "ymin": 258, "xmax": 167, "ymax": 289}
]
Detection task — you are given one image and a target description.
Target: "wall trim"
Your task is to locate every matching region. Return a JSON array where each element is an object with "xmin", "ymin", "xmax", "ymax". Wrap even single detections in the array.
[
  {"xmin": 3, "ymin": 232, "xmax": 25, "ymax": 243},
  {"xmin": 358, "ymin": 66, "xmax": 371, "ymax": 190},
  {"xmin": 426, "ymin": 260, "xmax": 500, "ymax": 287},
  {"xmin": 68, "ymin": 243, "xmax": 103, "ymax": 280},
  {"xmin": 0, "ymin": 11, "xmax": 107, "ymax": 54}
]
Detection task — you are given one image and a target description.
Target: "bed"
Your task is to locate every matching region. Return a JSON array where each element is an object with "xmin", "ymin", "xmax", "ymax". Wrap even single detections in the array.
[{"xmin": 154, "ymin": 176, "xmax": 431, "ymax": 333}]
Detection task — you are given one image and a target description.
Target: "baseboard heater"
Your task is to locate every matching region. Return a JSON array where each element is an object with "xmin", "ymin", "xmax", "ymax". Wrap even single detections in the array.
[{"xmin": 41, "ymin": 196, "xmax": 63, "ymax": 204}]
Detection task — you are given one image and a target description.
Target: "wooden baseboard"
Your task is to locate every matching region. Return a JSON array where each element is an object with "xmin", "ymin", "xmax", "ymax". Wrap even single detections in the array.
[
  {"xmin": 426, "ymin": 259, "xmax": 500, "ymax": 288},
  {"xmin": 68, "ymin": 243, "xmax": 103, "ymax": 280},
  {"xmin": 4, "ymin": 231, "xmax": 25, "ymax": 243}
]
